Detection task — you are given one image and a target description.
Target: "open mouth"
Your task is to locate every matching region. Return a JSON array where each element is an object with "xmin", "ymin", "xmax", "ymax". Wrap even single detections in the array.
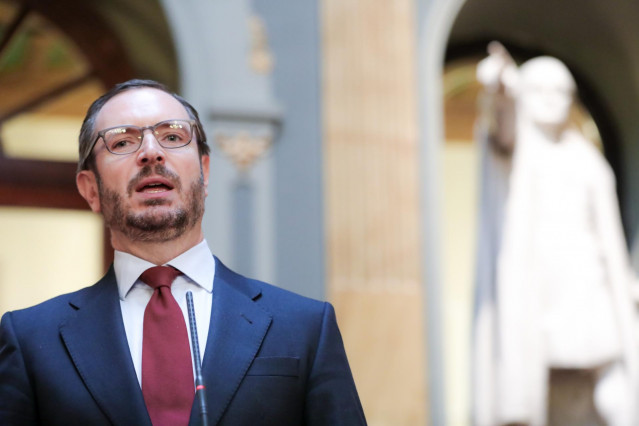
[{"xmin": 136, "ymin": 178, "xmax": 175, "ymax": 194}]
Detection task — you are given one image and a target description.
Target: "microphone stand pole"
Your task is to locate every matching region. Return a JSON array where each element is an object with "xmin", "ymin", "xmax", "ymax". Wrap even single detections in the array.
[{"xmin": 186, "ymin": 291, "xmax": 209, "ymax": 426}]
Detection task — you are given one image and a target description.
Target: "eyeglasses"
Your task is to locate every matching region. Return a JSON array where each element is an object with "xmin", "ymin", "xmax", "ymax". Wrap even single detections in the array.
[{"xmin": 93, "ymin": 119, "xmax": 198, "ymax": 156}]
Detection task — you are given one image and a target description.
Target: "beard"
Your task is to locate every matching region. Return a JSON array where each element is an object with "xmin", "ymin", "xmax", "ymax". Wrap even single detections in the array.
[{"xmin": 96, "ymin": 164, "xmax": 205, "ymax": 242}]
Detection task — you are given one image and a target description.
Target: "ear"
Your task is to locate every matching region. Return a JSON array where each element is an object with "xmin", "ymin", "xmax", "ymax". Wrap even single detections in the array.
[
  {"xmin": 201, "ymin": 155, "xmax": 210, "ymax": 197},
  {"xmin": 76, "ymin": 170, "xmax": 101, "ymax": 213}
]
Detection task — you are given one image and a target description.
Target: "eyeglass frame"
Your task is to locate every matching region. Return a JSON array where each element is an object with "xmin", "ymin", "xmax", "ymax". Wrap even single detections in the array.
[{"xmin": 86, "ymin": 118, "xmax": 200, "ymax": 161}]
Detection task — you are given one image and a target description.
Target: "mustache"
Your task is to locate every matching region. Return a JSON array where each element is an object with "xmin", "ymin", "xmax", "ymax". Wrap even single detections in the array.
[{"xmin": 126, "ymin": 164, "xmax": 182, "ymax": 196}]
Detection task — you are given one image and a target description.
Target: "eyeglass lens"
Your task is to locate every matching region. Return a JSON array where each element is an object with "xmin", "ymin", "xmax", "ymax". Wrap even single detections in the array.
[{"xmin": 103, "ymin": 120, "xmax": 193, "ymax": 154}]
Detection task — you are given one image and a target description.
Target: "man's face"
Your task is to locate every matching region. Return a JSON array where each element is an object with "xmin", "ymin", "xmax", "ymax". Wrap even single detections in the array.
[{"xmin": 80, "ymin": 88, "xmax": 209, "ymax": 243}]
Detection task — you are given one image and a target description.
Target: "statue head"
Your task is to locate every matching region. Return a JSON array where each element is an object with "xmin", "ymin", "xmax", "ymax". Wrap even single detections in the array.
[{"xmin": 518, "ymin": 56, "xmax": 576, "ymax": 130}]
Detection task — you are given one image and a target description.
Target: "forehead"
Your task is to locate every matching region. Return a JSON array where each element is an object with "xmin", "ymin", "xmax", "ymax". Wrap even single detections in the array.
[{"xmin": 95, "ymin": 88, "xmax": 190, "ymax": 130}]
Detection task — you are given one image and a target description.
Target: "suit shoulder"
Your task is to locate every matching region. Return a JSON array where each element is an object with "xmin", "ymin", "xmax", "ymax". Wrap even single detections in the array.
[
  {"xmin": 2, "ymin": 270, "xmax": 115, "ymax": 331},
  {"xmin": 215, "ymin": 258, "xmax": 327, "ymax": 314},
  {"xmin": 255, "ymin": 279, "xmax": 327, "ymax": 311},
  {"xmin": 2, "ymin": 287, "xmax": 83, "ymax": 335}
]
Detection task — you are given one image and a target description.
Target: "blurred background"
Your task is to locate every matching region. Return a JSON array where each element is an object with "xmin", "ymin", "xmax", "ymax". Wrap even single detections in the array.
[{"xmin": 3, "ymin": 0, "xmax": 639, "ymax": 424}]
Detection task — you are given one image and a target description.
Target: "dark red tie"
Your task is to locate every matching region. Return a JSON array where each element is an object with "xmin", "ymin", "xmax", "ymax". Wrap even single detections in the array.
[{"xmin": 140, "ymin": 266, "xmax": 194, "ymax": 426}]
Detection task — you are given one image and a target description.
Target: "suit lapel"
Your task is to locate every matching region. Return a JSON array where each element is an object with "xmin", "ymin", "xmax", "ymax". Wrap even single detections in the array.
[
  {"xmin": 59, "ymin": 268, "xmax": 151, "ymax": 426},
  {"xmin": 195, "ymin": 259, "xmax": 272, "ymax": 425}
]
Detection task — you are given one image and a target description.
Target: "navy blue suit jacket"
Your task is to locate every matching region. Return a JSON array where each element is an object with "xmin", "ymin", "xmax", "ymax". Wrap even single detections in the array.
[{"xmin": 0, "ymin": 258, "xmax": 366, "ymax": 425}]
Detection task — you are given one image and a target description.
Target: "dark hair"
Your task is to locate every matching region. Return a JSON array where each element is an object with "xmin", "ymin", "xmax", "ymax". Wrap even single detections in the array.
[{"xmin": 77, "ymin": 79, "xmax": 209, "ymax": 172}]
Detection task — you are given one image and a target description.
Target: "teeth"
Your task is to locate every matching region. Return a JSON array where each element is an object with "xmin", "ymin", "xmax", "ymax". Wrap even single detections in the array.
[
  {"xmin": 138, "ymin": 181, "xmax": 171, "ymax": 193},
  {"xmin": 142, "ymin": 183, "xmax": 168, "ymax": 193}
]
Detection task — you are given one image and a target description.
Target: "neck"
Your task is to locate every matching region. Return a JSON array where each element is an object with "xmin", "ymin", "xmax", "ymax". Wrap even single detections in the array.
[{"xmin": 109, "ymin": 227, "xmax": 204, "ymax": 265}]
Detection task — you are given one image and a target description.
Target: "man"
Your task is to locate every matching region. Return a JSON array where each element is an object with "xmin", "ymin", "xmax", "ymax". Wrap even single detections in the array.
[{"xmin": 0, "ymin": 80, "xmax": 366, "ymax": 425}]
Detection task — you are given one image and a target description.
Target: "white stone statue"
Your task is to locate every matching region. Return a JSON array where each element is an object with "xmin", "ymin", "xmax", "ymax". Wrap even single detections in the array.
[{"xmin": 473, "ymin": 42, "xmax": 639, "ymax": 426}]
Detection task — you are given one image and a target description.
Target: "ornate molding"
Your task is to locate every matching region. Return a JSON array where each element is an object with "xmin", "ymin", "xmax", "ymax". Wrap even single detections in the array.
[
  {"xmin": 214, "ymin": 130, "xmax": 273, "ymax": 171},
  {"xmin": 209, "ymin": 107, "xmax": 282, "ymax": 172}
]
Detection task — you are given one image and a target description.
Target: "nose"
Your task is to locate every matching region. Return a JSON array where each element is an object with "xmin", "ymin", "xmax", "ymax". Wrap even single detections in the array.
[{"xmin": 136, "ymin": 129, "xmax": 165, "ymax": 166}]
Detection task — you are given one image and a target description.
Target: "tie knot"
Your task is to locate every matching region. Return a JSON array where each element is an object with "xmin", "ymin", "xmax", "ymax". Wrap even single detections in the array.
[{"xmin": 139, "ymin": 266, "xmax": 182, "ymax": 290}]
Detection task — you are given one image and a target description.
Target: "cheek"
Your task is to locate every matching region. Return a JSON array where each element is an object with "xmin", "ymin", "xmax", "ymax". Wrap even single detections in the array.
[
  {"xmin": 97, "ymin": 175, "xmax": 132, "ymax": 204},
  {"xmin": 177, "ymin": 156, "xmax": 205, "ymax": 182},
  {"xmin": 96, "ymin": 158, "xmax": 135, "ymax": 188}
]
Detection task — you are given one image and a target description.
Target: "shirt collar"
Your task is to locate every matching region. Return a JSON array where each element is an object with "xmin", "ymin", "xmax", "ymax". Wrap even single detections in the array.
[{"xmin": 114, "ymin": 239, "xmax": 215, "ymax": 300}]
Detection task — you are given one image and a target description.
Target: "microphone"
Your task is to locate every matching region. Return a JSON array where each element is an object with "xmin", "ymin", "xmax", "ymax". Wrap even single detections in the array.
[{"xmin": 186, "ymin": 291, "xmax": 209, "ymax": 426}]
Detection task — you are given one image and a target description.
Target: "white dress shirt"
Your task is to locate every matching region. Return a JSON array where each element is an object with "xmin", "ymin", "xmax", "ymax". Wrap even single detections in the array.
[{"xmin": 114, "ymin": 239, "xmax": 215, "ymax": 385}]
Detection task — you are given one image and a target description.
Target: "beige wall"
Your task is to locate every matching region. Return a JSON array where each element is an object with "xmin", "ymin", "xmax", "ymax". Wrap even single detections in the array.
[
  {"xmin": 441, "ymin": 141, "xmax": 478, "ymax": 426},
  {"xmin": 3, "ymin": 115, "xmax": 82, "ymax": 162},
  {"xmin": 323, "ymin": 0, "xmax": 428, "ymax": 424},
  {"xmin": 0, "ymin": 207, "xmax": 103, "ymax": 315}
]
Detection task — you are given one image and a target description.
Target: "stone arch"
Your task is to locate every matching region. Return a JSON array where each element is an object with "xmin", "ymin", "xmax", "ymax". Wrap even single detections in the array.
[{"xmin": 415, "ymin": 2, "xmax": 468, "ymax": 425}]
